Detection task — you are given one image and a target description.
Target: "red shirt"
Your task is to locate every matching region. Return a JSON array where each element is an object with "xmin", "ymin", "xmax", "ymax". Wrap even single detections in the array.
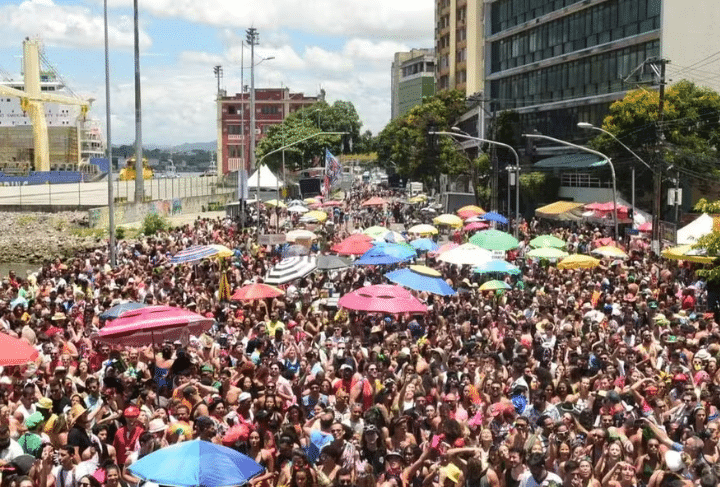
[{"xmin": 113, "ymin": 425, "xmax": 145, "ymax": 466}]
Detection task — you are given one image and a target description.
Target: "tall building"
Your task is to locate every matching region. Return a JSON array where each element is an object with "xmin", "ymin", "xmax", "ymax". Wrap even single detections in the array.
[
  {"xmin": 391, "ymin": 49, "xmax": 436, "ymax": 119},
  {"xmin": 435, "ymin": 0, "xmax": 484, "ymax": 96},
  {"xmin": 483, "ymin": 0, "xmax": 720, "ymax": 142},
  {"xmin": 217, "ymin": 88, "xmax": 318, "ymax": 175}
]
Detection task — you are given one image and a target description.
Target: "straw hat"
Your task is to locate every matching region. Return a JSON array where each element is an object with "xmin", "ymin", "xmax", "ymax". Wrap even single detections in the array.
[{"xmin": 67, "ymin": 404, "xmax": 87, "ymax": 426}]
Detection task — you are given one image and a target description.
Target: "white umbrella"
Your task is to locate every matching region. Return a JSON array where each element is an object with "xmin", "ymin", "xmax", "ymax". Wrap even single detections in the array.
[
  {"xmin": 438, "ymin": 243, "xmax": 492, "ymax": 266},
  {"xmin": 288, "ymin": 205, "xmax": 309, "ymax": 213},
  {"xmin": 286, "ymin": 229, "xmax": 317, "ymax": 242},
  {"xmin": 265, "ymin": 256, "xmax": 318, "ymax": 285}
]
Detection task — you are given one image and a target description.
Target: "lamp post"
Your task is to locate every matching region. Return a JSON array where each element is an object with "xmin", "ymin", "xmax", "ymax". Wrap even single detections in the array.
[
  {"xmin": 103, "ymin": 0, "xmax": 116, "ymax": 266},
  {"xmin": 433, "ymin": 130, "xmax": 521, "ymax": 238},
  {"xmin": 255, "ymin": 131, "xmax": 347, "ymax": 240},
  {"xmin": 132, "ymin": 0, "xmax": 144, "ymax": 203},
  {"xmin": 523, "ymin": 132, "xmax": 618, "ymax": 241},
  {"xmin": 577, "ymin": 122, "xmax": 654, "ymax": 230}
]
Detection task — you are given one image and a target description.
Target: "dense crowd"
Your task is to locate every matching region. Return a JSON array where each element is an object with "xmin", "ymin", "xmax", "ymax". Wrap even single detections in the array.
[{"xmin": 0, "ymin": 183, "xmax": 719, "ymax": 487}]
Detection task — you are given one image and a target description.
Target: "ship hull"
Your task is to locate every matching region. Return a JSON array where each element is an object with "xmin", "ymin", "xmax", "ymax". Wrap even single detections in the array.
[{"xmin": 0, "ymin": 157, "xmax": 108, "ymax": 185}]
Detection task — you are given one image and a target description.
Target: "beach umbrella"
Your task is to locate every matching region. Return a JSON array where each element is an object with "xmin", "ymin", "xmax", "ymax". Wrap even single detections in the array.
[
  {"xmin": 526, "ymin": 247, "xmax": 569, "ymax": 260},
  {"xmin": 331, "ymin": 235, "xmax": 374, "ymax": 256},
  {"xmin": 304, "ymin": 197, "xmax": 321, "ymax": 205},
  {"xmin": 97, "ymin": 306, "xmax": 215, "ymax": 346},
  {"xmin": 99, "ymin": 302, "xmax": 149, "ymax": 321},
  {"xmin": 479, "ymin": 280, "xmax": 511, "ymax": 291},
  {"xmin": 529, "ymin": 235, "xmax": 566, "ymax": 249},
  {"xmin": 287, "ymin": 205, "xmax": 309, "ymax": 214},
  {"xmin": 338, "ymin": 285, "xmax": 427, "ymax": 314},
  {"xmin": 322, "ymin": 200, "xmax": 344, "ymax": 207},
  {"xmin": 457, "ymin": 206, "xmax": 485, "ymax": 219},
  {"xmin": 410, "ymin": 238, "xmax": 439, "ymax": 252},
  {"xmin": 408, "ymin": 195, "xmax": 427, "ymax": 204},
  {"xmin": 385, "ymin": 266, "xmax": 456, "ymax": 296},
  {"xmin": 591, "ymin": 246, "xmax": 628, "ymax": 259},
  {"xmin": 263, "ymin": 199, "xmax": 286, "ymax": 208},
  {"xmin": 433, "ymin": 214, "xmax": 463, "ymax": 227},
  {"xmin": 661, "ymin": 245, "xmax": 716, "ymax": 264},
  {"xmin": 300, "ymin": 210, "xmax": 328, "ymax": 223},
  {"xmin": 638, "ymin": 222, "xmax": 652, "ymax": 232},
  {"xmin": 431, "ymin": 242, "xmax": 458, "ymax": 255},
  {"xmin": 317, "ymin": 255, "xmax": 351, "ymax": 271},
  {"xmin": 408, "ymin": 224, "xmax": 438, "ymax": 236},
  {"xmin": 419, "ymin": 206, "xmax": 437, "ymax": 214},
  {"xmin": 361, "ymin": 196, "xmax": 387, "ymax": 206},
  {"xmin": 232, "ymin": 283, "xmax": 284, "ymax": 301},
  {"xmin": 170, "ymin": 245, "xmax": 219, "ymax": 264},
  {"xmin": 363, "ymin": 226, "xmax": 390, "ymax": 239},
  {"xmin": 438, "ymin": 243, "xmax": 493, "ymax": 266},
  {"xmin": 265, "ymin": 256, "xmax": 317, "ymax": 285},
  {"xmin": 356, "ymin": 244, "xmax": 416, "ymax": 266},
  {"xmin": 0, "ymin": 333, "xmax": 39, "ymax": 365},
  {"xmin": 473, "ymin": 260, "xmax": 521, "ymax": 275},
  {"xmin": 557, "ymin": 254, "xmax": 601, "ymax": 270},
  {"xmin": 481, "ymin": 211, "xmax": 508, "ymax": 224},
  {"xmin": 469, "ymin": 230, "xmax": 519, "ymax": 251},
  {"xmin": 127, "ymin": 439, "xmax": 264, "ymax": 487},
  {"xmin": 282, "ymin": 244, "xmax": 310, "ymax": 258},
  {"xmin": 208, "ymin": 244, "xmax": 234, "ymax": 258},
  {"xmin": 463, "ymin": 221, "xmax": 490, "ymax": 232},
  {"xmin": 376, "ymin": 230, "xmax": 407, "ymax": 243},
  {"xmin": 286, "ymin": 229, "xmax": 316, "ymax": 242}
]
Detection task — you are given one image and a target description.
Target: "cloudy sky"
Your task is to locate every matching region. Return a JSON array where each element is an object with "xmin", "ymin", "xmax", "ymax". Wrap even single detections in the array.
[{"xmin": 0, "ymin": 0, "xmax": 434, "ymax": 146}]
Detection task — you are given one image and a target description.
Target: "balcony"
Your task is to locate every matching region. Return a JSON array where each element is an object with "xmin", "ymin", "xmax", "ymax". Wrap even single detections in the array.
[{"xmin": 227, "ymin": 158, "xmax": 243, "ymax": 171}]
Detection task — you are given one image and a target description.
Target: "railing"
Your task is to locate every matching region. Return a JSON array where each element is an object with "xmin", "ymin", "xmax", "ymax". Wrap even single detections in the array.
[{"xmin": 561, "ymin": 172, "xmax": 612, "ymax": 188}]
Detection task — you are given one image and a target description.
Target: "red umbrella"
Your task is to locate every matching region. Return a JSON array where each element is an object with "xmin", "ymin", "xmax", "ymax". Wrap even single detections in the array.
[
  {"xmin": 428, "ymin": 242, "xmax": 458, "ymax": 257},
  {"xmin": 463, "ymin": 221, "xmax": 489, "ymax": 232},
  {"xmin": 338, "ymin": 284, "xmax": 427, "ymax": 314},
  {"xmin": 331, "ymin": 234, "xmax": 374, "ymax": 255},
  {"xmin": 0, "ymin": 333, "xmax": 38, "ymax": 366},
  {"xmin": 98, "ymin": 305, "xmax": 214, "ymax": 346},
  {"xmin": 232, "ymin": 283, "xmax": 284, "ymax": 301},
  {"xmin": 322, "ymin": 200, "xmax": 344, "ymax": 207},
  {"xmin": 361, "ymin": 196, "xmax": 387, "ymax": 207},
  {"xmin": 638, "ymin": 222, "xmax": 652, "ymax": 232}
]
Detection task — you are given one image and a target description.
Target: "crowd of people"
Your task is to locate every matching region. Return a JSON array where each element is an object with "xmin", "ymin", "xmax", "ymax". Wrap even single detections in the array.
[{"xmin": 0, "ymin": 183, "xmax": 719, "ymax": 487}]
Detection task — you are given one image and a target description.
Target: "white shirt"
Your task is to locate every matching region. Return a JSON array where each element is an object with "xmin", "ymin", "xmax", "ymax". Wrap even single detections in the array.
[
  {"xmin": 0, "ymin": 439, "xmax": 24, "ymax": 463},
  {"xmin": 519, "ymin": 470, "xmax": 562, "ymax": 487}
]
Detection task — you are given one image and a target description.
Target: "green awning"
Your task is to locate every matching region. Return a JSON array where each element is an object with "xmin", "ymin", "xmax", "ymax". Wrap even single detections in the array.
[{"xmin": 534, "ymin": 153, "xmax": 607, "ymax": 169}]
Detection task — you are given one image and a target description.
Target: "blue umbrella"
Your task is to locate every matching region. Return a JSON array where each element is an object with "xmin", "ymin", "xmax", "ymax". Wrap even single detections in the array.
[
  {"xmin": 410, "ymin": 238, "xmax": 439, "ymax": 252},
  {"xmin": 127, "ymin": 439, "xmax": 265, "ymax": 487},
  {"xmin": 482, "ymin": 211, "xmax": 508, "ymax": 224},
  {"xmin": 282, "ymin": 244, "xmax": 310, "ymax": 258},
  {"xmin": 386, "ymin": 267, "xmax": 456, "ymax": 296},
  {"xmin": 473, "ymin": 260, "xmax": 521, "ymax": 275},
  {"xmin": 356, "ymin": 244, "xmax": 416, "ymax": 265},
  {"xmin": 99, "ymin": 302, "xmax": 149, "ymax": 321},
  {"xmin": 170, "ymin": 245, "xmax": 218, "ymax": 264}
]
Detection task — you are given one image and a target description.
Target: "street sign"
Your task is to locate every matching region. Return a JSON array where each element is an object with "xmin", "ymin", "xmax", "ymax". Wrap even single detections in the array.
[
  {"xmin": 258, "ymin": 234, "xmax": 286, "ymax": 245},
  {"xmin": 658, "ymin": 220, "xmax": 677, "ymax": 245},
  {"xmin": 491, "ymin": 250, "xmax": 505, "ymax": 260}
]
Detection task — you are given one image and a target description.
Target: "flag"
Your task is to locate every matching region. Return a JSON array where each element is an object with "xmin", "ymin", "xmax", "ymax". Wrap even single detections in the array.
[{"xmin": 323, "ymin": 149, "xmax": 342, "ymax": 196}]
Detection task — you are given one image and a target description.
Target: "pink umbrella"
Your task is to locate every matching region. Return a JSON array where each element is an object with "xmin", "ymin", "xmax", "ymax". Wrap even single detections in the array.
[
  {"xmin": 428, "ymin": 242, "xmax": 458, "ymax": 257},
  {"xmin": 338, "ymin": 285, "xmax": 427, "ymax": 314},
  {"xmin": 361, "ymin": 196, "xmax": 387, "ymax": 207},
  {"xmin": 464, "ymin": 221, "xmax": 489, "ymax": 232},
  {"xmin": 98, "ymin": 305, "xmax": 215, "ymax": 346},
  {"xmin": 0, "ymin": 333, "xmax": 38, "ymax": 366},
  {"xmin": 638, "ymin": 222, "xmax": 652, "ymax": 232},
  {"xmin": 322, "ymin": 200, "xmax": 344, "ymax": 207},
  {"xmin": 331, "ymin": 234, "xmax": 374, "ymax": 256}
]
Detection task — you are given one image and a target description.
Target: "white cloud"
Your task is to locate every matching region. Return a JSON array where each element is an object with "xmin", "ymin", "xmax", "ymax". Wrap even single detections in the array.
[
  {"xmin": 343, "ymin": 39, "xmax": 413, "ymax": 64},
  {"xmin": 303, "ymin": 46, "xmax": 353, "ymax": 73}
]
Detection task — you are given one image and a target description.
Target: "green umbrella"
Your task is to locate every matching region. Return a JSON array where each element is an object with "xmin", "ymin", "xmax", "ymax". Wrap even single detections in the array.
[
  {"xmin": 469, "ymin": 229, "xmax": 519, "ymax": 251},
  {"xmin": 529, "ymin": 234, "xmax": 566, "ymax": 249},
  {"xmin": 479, "ymin": 279, "xmax": 512, "ymax": 291},
  {"xmin": 526, "ymin": 247, "xmax": 569, "ymax": 260}
]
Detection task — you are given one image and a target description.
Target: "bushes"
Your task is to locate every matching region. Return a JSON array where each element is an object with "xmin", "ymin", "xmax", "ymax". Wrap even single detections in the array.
[{"xmin": 141, "ymin": 213, "xmax": 169, "ymax": 235}]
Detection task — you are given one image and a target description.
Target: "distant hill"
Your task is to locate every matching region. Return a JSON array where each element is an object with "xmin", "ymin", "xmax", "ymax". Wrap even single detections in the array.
[{"xmin": 172, "ymin": 141, "xmax": 217, "ymax": 153}]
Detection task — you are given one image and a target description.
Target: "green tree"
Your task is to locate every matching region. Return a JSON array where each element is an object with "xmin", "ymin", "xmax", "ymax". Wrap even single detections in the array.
[{"xmin": 519, "ymin": 171, "xmax": 560, "ymax": 205}]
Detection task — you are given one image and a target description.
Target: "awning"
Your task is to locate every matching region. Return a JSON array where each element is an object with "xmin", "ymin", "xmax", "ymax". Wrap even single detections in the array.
[
  {"xmin": 534, "ymin": 153, "xmax": 606, "ymax": 169},
  {"xmin": 535, "ymin": 201, "xmax": 585, "ymax": 221}
]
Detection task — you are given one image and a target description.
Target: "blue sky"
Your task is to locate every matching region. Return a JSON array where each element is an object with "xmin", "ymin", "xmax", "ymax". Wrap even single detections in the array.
[{"xmin": 0, "ymin": 0, "xmax": 434, "ymax": 146}]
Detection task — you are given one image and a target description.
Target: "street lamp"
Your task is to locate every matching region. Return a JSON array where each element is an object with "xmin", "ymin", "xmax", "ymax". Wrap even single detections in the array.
[
  {"xmin": 103, "ymin": 0, "xmax": 116, "ymax": 266},
  {"xmin": 577, "ymin": 122, "xmax": 653, "ymax": 229},
  {"xmin": 434, "ymin": 129, "xmax": 521, "ymax": 238},
  {"xmin": 523, "ymin": 132, "xmax": 618, "ymax": 240}
]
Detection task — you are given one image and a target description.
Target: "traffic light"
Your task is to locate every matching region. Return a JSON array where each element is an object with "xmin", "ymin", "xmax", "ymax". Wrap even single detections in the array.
[{"xmin": 426, "ymin": 123, "xmax": 437, "ymax": 152}]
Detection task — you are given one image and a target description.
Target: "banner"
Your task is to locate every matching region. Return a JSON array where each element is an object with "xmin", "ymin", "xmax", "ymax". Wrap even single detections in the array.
[{"xmin": 323, "ymin": 149, "xmax": 342, "ymax": 197}]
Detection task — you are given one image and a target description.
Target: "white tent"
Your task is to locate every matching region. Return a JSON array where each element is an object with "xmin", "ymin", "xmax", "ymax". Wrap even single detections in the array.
[
  {"xmin": 248, "ymin": 164, "xmax": 282, "ymax": 190},
  {"xmin": 677, "ymin": 213, "xmax": 714, "ymax": 245}
]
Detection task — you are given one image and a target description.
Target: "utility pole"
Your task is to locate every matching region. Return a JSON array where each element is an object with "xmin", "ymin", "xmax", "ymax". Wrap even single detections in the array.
[
  {"xmin": 246, "ymin": 27, "xmax": 259, "ymax": 239},
  {"xmin": 132, "ymin": 0, "xmax": 144, "ymax": 203},
  {"xmin": 213, "ymin": 65, "xmax": 223, "ymax": 94},
  {"xmin": 650, "ymin": 58, "xmax": 669, "ymax": 252},
  {"xmin": 490, "ymin": 105, "xmax": 498, "ymax": 212},
  {"xmin": 103, "ymin": 0, "xmax": 116, "ymax": 266}
]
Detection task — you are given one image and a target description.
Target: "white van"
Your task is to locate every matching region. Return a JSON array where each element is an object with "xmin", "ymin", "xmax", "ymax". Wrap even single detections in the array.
[{"xmin": 407, "ymin": 181, "xmax": 423, "ymax": 196}]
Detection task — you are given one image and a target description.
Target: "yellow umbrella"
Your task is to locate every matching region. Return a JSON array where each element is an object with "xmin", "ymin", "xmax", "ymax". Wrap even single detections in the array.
[
  {"xmin": 433, "ymin": 214, "xmax": 463, "ymax": 227},
  {"xmin": 557, "ymin": 254, "xmax": 601, "ymax": 270},
  {"xmin": 661, "ymin": 245, "xmax": 716, "ymax": 264},
  {"xmin": 304, "ymin": 197, "xmax": 320, "ymax": 204},
  {"xmin": 591, "ymin": 246, "xmax": 628, "ymax": 259},
  {"xmin": 408, "ymin": 195, "xmax": 428, "ymax": 204},
  {"xmin": 303, "ymin": 210, "xmax": 328, "ymax": 222},
  {"xmin": 408, "ymin": 224, "xmax": 438, "ymax": 235},
  {"xmin": 264, "ymin": 199, "xmax": 287, "ymax": 208},
  {"xmin": 409, "ymin": 264, "xmax": 442, "ymax": 277},
  {"xmin": 208, "ymin": 244, "xmax": 234, "ymax": 258}
]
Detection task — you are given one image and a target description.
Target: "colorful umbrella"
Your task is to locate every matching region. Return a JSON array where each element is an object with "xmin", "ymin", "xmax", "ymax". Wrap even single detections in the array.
[
  {"xmin": 410, "ymin": 238, "xmax": 439, "ymax": 252},
  {"xmin": 300, "ymin": 210, "xmax": 328, "ymax": 223},
  {"xmin": 97, "ymin": 306, "xmax": 215, "ymax": 346},
  {"xmin": 438, "ymin": 243, "xmax": 493, "ymax": 266},
  {"xmin": 661, "ymin": 245, "xmax": 716, "ymax": 264},
  {"xmin": 529, "ymin": 235, "xmax": 566, "ymax": 249},
  {"xmin": 264, "ymin": 199, "xmax": 286, "ymax": 208},
  {"xmin": 638, "ymin": 222, "xmax": 652, "ymax": 232},
  {"xmin": 287, "ymin": 205, "xmax": 309, "ymax": 213},
  {"xmin": 99, "ymin": 302, "xmax": 149, "ymax": 321},
  {"xmin": 232, "ymin": 283, "xmax": 284, "ymax": 301},
  {"xmin": 479, "ymin": 280, "xmax": 511, "ymax": 291},
  {"xmin": 338, "ymin": 285, "xmax": 427, "ymax": 314},
  {"xmin": 322, "ymin": 200, "xmax": 344, "ymax": 207},
  {"xmin": 473, "ymin": 260, "xmax": 521, "ymax": 275},
  {"xmin": 127, "ymin": 439, "xmax": 265, "ymax": 487},
  {"xmin": 282, "ymin": 244, "xmax": 310, "ymax": 258},
  {"xmin": 375, "ymin": 230, "xmax": 407, "ymax": 243},
  {"xmin": 408, "ymin": 195, "xmax": 427, "ymax": 204},
  {"xmin": 170, "ymin": 245, "xmax": 219, "ymax": 264},
  {"xmin": 304, "ymin": 197, "xmax": 321, "ymax": 205},
  {"xmin": 0, "ymin": 333, "xmax": 39, "ymax": 365},
  {"xmin": 355, "ymin": 244, "xmax": 416, "ymax": 266},
  {"xmin": 433, "ymin": 214, "xmax": 463, "ymax": 227},
  {"xmin": 408, "ymin": 224, "xmax": 438, "ymax": 236},
  {"xmin": 469, "ymin": 230, "xmax": 519, "ymax": 251},
  {"xmin": 557, "ymin": 254, "xmax": 601, "ymax": 270},
  {"xmin": 361, "ymin": 196, "xmax": 387, "ymax": 206},
  {"xmin": 463, "ymin": 221, "xmax": 490, "ymax": 232},
  {"xmin": 218, "ymin": 270, "xmax": 231, "ymax": 302},
  {"xmin": 481, "ymin": 211, "xmax": 508, "ymax": 224},
  {"xmin": 457, "ymin": 206, "xmax": 485, "ymax": 219},
  {"xmin": 331, "ymin": 234, "xmax": 374, "ymax": 256},
  {"xmin": 286, "ymin": 230, "xmax": 316, "ymax": 242},
  {"xmin": 385, "ymin": 266, "xmax": 456, "ymax": 296},
  {"xmin": 265, "ymin": 256, "xmax": 317, "ymax": 285},
  {"xmin": 591, "ymin": 246, "xmax": 628, "ymax": 259},
  {"xmin": 208, "ymin": 244, "xmax": 234, "ymax": 258},
  {"xmin": 363, "ymin": 226, "xmax": 390, "ymax": 239},
  {"xmin": 316, "ymin": 255, "xmax": 351, "ymax": 271},
  {"xmin": 526, "ymin": 247, "xmax": 569, "ymax": 260},
  {"xmin": 431, "ymin": 242, "xmax": 458, "ymax": 255}
]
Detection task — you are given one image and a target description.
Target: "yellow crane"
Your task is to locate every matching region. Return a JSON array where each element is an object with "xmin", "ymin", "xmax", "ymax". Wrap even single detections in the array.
[{"xmin": 0, "ymin": 38, "xmax": 91, "ymax": 172}]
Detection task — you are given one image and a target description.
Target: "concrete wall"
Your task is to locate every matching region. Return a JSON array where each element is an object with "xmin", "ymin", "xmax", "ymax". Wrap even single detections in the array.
[
  {"xmin": 558, "ymin": 186, "xmax": 614, "ymax": 203},
  {"xmin": 88, "ymin": 192, "xmax": 235, "ymax": 229}
]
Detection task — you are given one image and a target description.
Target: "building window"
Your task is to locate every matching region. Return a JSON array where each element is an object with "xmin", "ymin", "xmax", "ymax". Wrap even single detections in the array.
[
  {"xmin": 227, "ymin": 125, "xmax": 242, "ymax": 135},
  {"xmin": 260, "ymin": 106, "xmax": 279, "ymax": 115},
  {"xmin": 228, "ymin": 145, "xmax": 242, "ymax": 158},
  {"xmin": 457, "ymin": 28, "xmax": 466, "ymax": 41},
  {"xmin": 457, "ymin": 6, "xmax": 466, "ymax": 22},
  {"xmin": 457, "ymin": 48, "xmax": 467, "ymax": 62}
]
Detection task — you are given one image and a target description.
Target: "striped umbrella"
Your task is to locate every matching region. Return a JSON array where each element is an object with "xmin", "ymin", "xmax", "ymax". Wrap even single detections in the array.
[
  {"xmin": 218, "ymin": 270, "xmax": 231, "ymax": 302},
  {"xmin": 265, "ymin": 256, "xmax": 318, "ymax": 285},
  {"xmin": 170, "ymin": 245, "xmax": 218, "ymax": 264}
]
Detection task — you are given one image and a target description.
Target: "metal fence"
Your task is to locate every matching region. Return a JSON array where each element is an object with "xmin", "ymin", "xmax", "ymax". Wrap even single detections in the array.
[{"xmin": 0, "ymin": 175, "xmax": 235, "ymax": 208}]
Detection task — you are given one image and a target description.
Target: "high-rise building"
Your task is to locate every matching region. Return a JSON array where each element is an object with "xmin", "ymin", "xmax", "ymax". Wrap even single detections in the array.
[
  {"xmin": 391, "ymin": 49, "xmax": 436, "ymax": 119},
  {"xmin": 217, "ymin": 88, "xmax": 318, "ymax": 175},
  {"xmin": 435, "ymin": 0, "xmax": 484, "ymax": 96}
]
